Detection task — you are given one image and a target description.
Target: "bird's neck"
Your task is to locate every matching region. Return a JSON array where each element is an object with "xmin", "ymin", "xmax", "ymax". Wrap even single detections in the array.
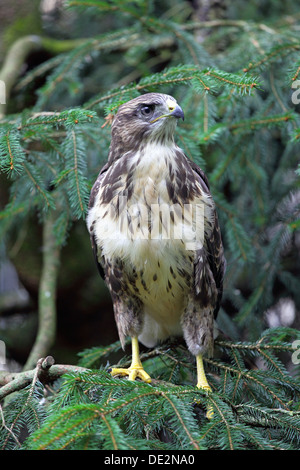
[{"xmin": 108, "ymin": 134, "xmax": 176, "ymax": 165}]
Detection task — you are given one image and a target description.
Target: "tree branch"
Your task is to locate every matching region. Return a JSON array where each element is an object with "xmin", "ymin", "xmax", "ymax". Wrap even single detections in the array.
[
  {"xmin": 23, "ymin": 209, "xmax": 61, "ymax": 371},
  {"xmin": 0, "ymin": 36, "xmax": 42, "ymax": 116},
  {"xmin": 0, "ymin": 35, "xmax": 88, "ymax": 116},
  {"xmin": 0, "ymin": 356, "xmax": 88, "ymax": 401},
  {"xmin": 0, "ymin": 17, "xmax": 281, "ymax": 117}
]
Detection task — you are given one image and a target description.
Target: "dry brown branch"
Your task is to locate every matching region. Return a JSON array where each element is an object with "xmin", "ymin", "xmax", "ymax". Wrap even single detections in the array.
[{"xmin": 0, "ymin": 356, "xmax": 88, "ymax": 401}]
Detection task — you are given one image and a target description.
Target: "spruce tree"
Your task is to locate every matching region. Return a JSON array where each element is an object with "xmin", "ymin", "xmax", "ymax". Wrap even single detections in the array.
[{"xmin": 0, "ymin": 0, "xmax": 299, "ymax": 450}]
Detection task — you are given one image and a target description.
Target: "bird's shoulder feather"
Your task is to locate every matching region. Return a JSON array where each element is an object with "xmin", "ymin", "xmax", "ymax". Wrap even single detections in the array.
[
  {"xmin": 189, "ymin": 159, "xmax": 226, "ymax": 316},
  {"xmin": 88, "ymin": 162, "xmax": 110, "ymax": 279}
]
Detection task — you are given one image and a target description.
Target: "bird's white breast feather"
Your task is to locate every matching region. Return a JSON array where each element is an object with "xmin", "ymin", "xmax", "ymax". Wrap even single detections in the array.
[
  {"xmin": 87, "ymin": 142, "xmax": 214, "ymax": 345},
  {"xmin": 88, "ymin": 142, "xmax": 213, "ymax": 261}
]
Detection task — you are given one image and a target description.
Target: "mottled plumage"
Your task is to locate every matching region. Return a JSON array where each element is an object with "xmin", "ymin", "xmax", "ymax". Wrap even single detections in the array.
[{"xmin": 87, "ymin": 93, "xmax": 225, "ymax": 404}]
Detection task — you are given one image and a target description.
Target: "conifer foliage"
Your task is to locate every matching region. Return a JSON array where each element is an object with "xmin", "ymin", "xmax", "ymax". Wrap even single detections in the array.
[{"xmin": 0, "ymin": 0, "xmax": 300, "ymax": 450}]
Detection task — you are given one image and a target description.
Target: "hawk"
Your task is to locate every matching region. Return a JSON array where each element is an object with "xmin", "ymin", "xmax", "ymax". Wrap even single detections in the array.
[{"xmin": 87, "ymin": 93, "xmax": 225, "ymax": 407}]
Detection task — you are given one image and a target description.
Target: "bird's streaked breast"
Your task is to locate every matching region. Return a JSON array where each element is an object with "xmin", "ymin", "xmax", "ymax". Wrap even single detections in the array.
[{"xmin": 87, "ymin": 141, "xmax": 215, "ymax": 332}]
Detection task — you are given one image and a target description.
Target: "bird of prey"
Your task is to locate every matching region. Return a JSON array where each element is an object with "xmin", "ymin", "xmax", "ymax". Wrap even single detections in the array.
[{"xmin": 87, "ymin": 93, "xmax": 225, "ymax": 407}]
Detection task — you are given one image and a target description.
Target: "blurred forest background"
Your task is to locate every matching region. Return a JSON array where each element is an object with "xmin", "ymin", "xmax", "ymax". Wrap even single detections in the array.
[{"xmin": 0, "ymin": 0, "xmax": 299, "ymax": 373}]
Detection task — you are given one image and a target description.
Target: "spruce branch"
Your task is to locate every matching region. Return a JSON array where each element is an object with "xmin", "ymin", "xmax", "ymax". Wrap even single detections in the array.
[
  {"xmin": 229, "ymin": 112, "xmax": 295, "ymax": 133},
  {"xmin": 0, "ymin": 126, "xmax": 26, "ymax": 174},
  {"xmin": 84, "ymin": 65, "xmax": 258, "ymax": 112},
  {"xmin": 0, "ymin": 404, "xmax": 21, "ymax": 448},
  {"xmin": 290, "ymin": 62, "xmax": 300, "ymax": 83},
  {"xmin": 1, "ymin": 331, "xmax": 299, "ymax": 450},
  {"xmin": 243, "ymin": 43, "xmax": 300, "ymax": 72}
]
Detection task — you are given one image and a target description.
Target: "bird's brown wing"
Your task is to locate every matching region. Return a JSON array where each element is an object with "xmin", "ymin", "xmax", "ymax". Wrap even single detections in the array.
[
  {"xmin": 190, "ymin": 160, "xmax": 226, "ymax": 317},
  {"xmin": 88, "ymin": 162, "xmax": 109, "ymax": 280}
]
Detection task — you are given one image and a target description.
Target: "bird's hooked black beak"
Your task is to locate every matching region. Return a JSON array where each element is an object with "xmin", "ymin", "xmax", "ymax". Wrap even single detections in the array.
[
  {"xmin": 169, "ymin": 104, "xmax": 184, "ymax": 120},
  {"xmin": 167, "ymin": 99, "xmax": 184, "ymax": 121},
  {"xmin": 150, "ymin": 98, "xmax": 184, "ymax": 123}
]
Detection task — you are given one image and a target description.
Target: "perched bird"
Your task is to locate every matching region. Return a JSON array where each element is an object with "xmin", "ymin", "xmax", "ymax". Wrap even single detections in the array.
[{"xmin": 87, "ymin": 93, "xmax": 225, "ymax": 404}]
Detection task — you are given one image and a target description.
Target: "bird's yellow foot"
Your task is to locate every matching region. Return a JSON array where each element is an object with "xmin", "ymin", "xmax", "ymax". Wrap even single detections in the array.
[
  {"xmin": 196, "ymin": 388, "xmax": 214, "ymax": 420},
  {"xmin": 196, "ymin": 354, "xmax": 214, "ymax": 420},
  {"xmin": 110, "ymin": 336, "xmax": 151, "ymax": 383},
  {"xmin": 196, "ymin": 379, "xmax": 211, "ymax": 393},
  {"xmin": 110, "ymin": 365, "xmax": 151, "ymax": 383}
]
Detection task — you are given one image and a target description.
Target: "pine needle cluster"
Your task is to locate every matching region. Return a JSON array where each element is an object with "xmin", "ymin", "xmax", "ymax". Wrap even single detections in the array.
[
  {"xmin": 0, "ymin": 0, "xmax": 300, "ymax": 451},
  {"xmin": 1, "ymin": 328, "xmax": 299, "ymax": 450}
]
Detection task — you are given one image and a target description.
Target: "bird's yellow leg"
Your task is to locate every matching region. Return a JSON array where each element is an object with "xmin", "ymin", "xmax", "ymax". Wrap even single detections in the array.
[
  {"xmin": 196, "ymin": 354, "xmax": 213, "ymax": 419},
  {"xmin": 196, "ymin": 354, "xmax": 211, "ymax": 391},
  {"xmin": 110, "ymin": 336, "xmax": 151, "ymax": 383}
]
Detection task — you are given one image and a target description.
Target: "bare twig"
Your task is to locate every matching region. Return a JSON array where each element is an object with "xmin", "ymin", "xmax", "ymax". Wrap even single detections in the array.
[
  {"xmin": 0, "ymin": 404, "xmax": 21, "ymax": 447},
  {"xmin": 0, "ymin": 356, "xmax": 88, "ymax": 401}
]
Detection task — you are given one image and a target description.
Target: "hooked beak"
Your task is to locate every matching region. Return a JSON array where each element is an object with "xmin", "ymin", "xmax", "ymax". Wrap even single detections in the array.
[
  {"xmin": 167, "ymin": 99, "xmax": 184, "ymax": 120},
  {"xmin": 150, "ymin": 99, "xmax": 184, "ymax": 123},
  {"xmin": 168, "ymin": 103, "xmax": 184, "ymax": 120}
]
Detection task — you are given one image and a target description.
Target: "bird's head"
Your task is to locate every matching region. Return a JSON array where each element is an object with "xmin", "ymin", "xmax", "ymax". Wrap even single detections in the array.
[{"xmin": 109, "ymin": 93, "xmax": 184, "ymax": 159}]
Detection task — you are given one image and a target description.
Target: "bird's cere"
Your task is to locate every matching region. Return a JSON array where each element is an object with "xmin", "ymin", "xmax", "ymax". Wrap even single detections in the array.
[{"xmin": 150, "ymin": 98, "xmax": 184, "ymax": 123}]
